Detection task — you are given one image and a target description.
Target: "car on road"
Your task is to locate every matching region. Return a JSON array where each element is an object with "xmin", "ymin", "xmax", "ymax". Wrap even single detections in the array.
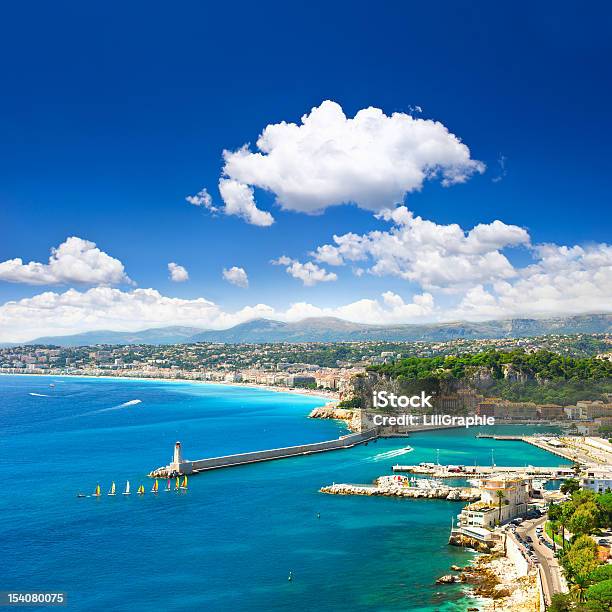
[{"xmin": 526, "ymin": 536, "xmax": 533, "ymax": 543}]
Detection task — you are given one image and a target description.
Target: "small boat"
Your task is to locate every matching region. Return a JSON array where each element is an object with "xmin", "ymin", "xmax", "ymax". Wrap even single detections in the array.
[
  {"xmin": 175, "ymin": 477, "xmax": 180, "ymax": 491},
  {"xmin": 108, "ymin": 482, "xmax": 116, "ymax": 496},
  {"xmin": 151, "ymin": 479, "xmax": 159, "ymax": 494},
  {"xmin": 288, "ymin": 571, "xmax": 293, "ymax": 582},
  {"xmin": 180, "ymin": 475, "xmax": 188, "ymax": 490},
  {"xmin": 49, "ymin": 383, "xmax": 55, "ymax": 388},
  {"xmin": 123, "ymin": 480, "xmax": 131, "ymax": 495},
  {"xmin": 92, "ymin": 484, "xmax": 101, "ymax": 497},
  {"xmin": 137, "ymin": 484, "xmax": 145, "ymax": 495},
  {"xmin": 165, "ymin": 478, "xmax": 171, "ymax": 492},
  {"xmin": 77, "ymin": 492, "xmax": 86, "ymax": 498}
]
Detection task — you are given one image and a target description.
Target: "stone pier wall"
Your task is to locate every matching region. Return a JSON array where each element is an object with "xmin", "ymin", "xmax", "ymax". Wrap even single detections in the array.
[{"xmin": 152, "ymin": 429, "xmax": 378, "ymax": 476}]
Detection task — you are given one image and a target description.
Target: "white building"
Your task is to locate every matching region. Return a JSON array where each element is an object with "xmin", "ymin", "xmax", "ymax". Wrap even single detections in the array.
[
  {"xmin": 458, "ymin": 476, "xmax": 530, "ymax": 529},
  {"xmin": 581, "ymin": 467, "xmax": 612, "ymax": 493}
]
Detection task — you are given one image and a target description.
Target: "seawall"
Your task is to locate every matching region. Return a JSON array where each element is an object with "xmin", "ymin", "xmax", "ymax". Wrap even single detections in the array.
[{"xmin": 150, "ymin": 429, "xmax": 378, "ymax": 476}]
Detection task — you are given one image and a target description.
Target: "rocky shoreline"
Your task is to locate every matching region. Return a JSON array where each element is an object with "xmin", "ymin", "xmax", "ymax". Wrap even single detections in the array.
[
  {"xmin": 320, "ymin": 480, "xmax": 479, "ymax": 501},
  {"xmin": 436, "ymin": 551, "xmax": 540, "ymax": 611},
  {"xmin": 308, "ymin": 403, "xmax": 360, "ymax": 431}
]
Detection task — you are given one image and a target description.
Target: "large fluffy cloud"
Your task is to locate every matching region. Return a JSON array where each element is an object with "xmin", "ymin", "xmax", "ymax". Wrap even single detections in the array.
[
  {"xmin": 0, "ymin": 287, "xmax": 435, "ymax": 342},
  {"xmin": 0, "ymin": 237, "xmax": 131, "ymax": 286},
  {"xmin": 217, "ymin": 100, "xmax": 484, "ymax": 224},
  {"xmin": 312, "ymin": 206, "xmax": 530, "ymax": 290},
  {"xmin": 456, "ymin": 243, "xmax": 612, "ymax": 319}
]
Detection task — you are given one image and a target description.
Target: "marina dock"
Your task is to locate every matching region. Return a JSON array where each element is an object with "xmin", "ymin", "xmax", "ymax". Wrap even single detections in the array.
[
  {"xmin": 150, "ymin": 429, "xmax": 379, "ymax": 477},
  {"xmin": 475, "ymin": 433, "xmax": 585, "ymax": 462},
  {"xmin": 392, "ymin": 464, "xmax": 575, "ymax": 478}
]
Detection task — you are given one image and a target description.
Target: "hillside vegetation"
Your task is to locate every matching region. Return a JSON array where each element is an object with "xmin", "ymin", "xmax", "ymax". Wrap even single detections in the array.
[{"xmin": 368, "ymin": 350, "xmax": 612, "ymax": 405}]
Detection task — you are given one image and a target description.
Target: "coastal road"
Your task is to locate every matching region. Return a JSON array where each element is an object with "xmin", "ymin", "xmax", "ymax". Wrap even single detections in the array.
[{"xmin": 516, "ymin": 515, "xmax": 567, "ymax": 602}]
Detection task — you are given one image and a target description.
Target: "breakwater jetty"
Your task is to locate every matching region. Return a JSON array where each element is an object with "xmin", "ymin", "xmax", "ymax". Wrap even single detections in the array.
[
  {"xmin": 476, "ymin": 433, "xmax": 581, "ymax": 462},
  {"xmin": 321, "ymin": 477, "xmax": 478, "ymax": 501},
  {"xmin": 150, "ymin": 429, "xmax": 378, "ymax": 477}
]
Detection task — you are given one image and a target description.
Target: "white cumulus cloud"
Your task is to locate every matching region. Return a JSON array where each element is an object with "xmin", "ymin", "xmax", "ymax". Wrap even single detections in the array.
[
  {"xmin": 311, "ymin": 206, "xmax": 529, "ymax": 290},
  {"xmin": 168, "ymin": 262, "xmax": 189, "ymax": 282},
  {"xmin": 0, "ymin": 287, "xmax": 436, "ymax": 342},
  {"xmin": 456, "ymin": 242, "xmax": 612, "ymax": 319},
  {"xmin": 218, "ymin": 178, "xmax": 274, "ymax": 227},
  {"xmin": 0, "ymin": 237, "xmax": 131, "ymax": 286},
  {"xmin": 217, "ymin": 100, "xmax": 484, "ymax": 224},
  {"xmin": 272, "ymin": 256, "xmax": 337, "ymax": 286},
  {"xmin": 222, "ymin": 266, "xmax": 249, "ymax": 288},
  {"xmin": 186, "ymin": 187, "xmax": 218, "ymax": 212}
]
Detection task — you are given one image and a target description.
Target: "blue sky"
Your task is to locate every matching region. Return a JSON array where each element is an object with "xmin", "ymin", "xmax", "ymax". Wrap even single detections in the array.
[{"xmin": 0, "ymin": 1, "xmax": 611, "ymax": 341}]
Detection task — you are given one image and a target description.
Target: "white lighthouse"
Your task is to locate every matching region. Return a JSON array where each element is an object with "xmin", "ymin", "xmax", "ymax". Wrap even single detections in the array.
[{"xmin": 170, "ymin": 441, "xmax": 183, "ymax": 473}]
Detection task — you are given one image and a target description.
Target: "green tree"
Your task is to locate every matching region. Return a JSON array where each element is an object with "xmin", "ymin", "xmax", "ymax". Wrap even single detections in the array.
[
  {"xmin": 564, "ymin": 536, "xmax": 600, "ymax": 601},
  {"xmin": 547, "ymin": 593, "xmax": 573, "ymax": 612},
  {"xmin": 585, "ymin": 579, "xmax": 612, "ymax": 609},
  {"xmin": 562, "ymin": 503, "xmax": 578, "ymax": 548},
  {"xmin": 561, "ymin": 478, "xmax": 581, "ymax": 495},
  {"xmin": 496, "ymin": 489, "xmax": 505, "ymax": 524},
  {"xmin": 568, "ymin": 506, "xmax": 599, "ymax": 536},
  {"xmin": 589, "ymin": 564, "xmax": 612, "ymax": 583}
]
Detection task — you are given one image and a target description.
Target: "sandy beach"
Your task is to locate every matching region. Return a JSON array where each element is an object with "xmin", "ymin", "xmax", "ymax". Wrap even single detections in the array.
[{"xmin": 0, "ymin": 371, "xmax": 340, "ymax": 401}]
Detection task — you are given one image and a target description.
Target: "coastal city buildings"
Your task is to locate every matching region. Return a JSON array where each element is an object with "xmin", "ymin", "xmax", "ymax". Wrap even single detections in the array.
[
  {"xmin": 581, "ymin": 467, "xmax": 612, "ymax": 493},
  {"xmin": 457, "ymin": 476, "xmax": 531, "ymax": 529}
]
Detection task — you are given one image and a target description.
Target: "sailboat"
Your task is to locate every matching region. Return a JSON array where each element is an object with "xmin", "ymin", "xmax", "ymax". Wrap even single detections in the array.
[
  {"xmin": 180, "ymin": 475, "xmax": 188, "ymax": 490},
  {"xmin": 137, "ymin": 484, "xmax": 145, "ymax": 495},
  {"xmin": 123, "ymin": 480, "xmax": 131, "ymax": 495},
  {"xmin": 165, "ymin": 478, "xmax": 171, "ymax": 492},
  {"xmin": 93, "ymin": 484, "xmax": 101, "ymax": 497},
  {"xmin": 151, "ymin": 479, "xmax": 159, "ymax": 494},
  {"xmin": 175, "ymin": 477, "xmax": 180, "ymax": 491},
  {"xmin": 108, "ymin": 482, "xmax": 116, "ymax": 496}
]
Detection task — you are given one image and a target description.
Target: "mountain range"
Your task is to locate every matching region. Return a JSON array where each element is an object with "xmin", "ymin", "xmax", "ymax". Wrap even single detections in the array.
[{"xmin": 11, "ymin": 313, "xmax": 612, "ymax": 347}]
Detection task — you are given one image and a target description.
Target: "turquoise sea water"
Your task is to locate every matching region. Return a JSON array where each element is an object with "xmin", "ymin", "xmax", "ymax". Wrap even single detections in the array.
[{"xmin": 0, "ymin": 375, "xmax": 568, "ymax": 611}]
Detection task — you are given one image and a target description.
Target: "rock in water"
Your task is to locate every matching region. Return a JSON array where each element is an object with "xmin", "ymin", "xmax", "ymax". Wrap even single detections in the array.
[{"xmin": 435, "ymin": 574, "xmax": 459, "ymax": 584}]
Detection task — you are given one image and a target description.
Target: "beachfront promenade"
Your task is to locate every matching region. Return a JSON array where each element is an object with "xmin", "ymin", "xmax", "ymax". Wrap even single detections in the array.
[{"xmin": 149, "ymin": 429, "xmax": 379, "ymax": 477}]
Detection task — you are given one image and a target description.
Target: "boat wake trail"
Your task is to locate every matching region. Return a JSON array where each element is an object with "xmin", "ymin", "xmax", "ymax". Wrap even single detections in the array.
[
  {"xmin": 29, "ymin": 392, "xmax": 50, "ymax": 397},
  {"xmin": 70, "ymin": 399, "xmax": 143, "ymax": 419},
  {"xmin": 97, "ymin": 399, "xmax": 143, "ymax": 413},
  {"xmin": 367, "ymin": 447, "xmax": 414, "ymax": 462},
  {"xmin": 116, "ymin": 399, "xmax": 142, "ymax": 409}
]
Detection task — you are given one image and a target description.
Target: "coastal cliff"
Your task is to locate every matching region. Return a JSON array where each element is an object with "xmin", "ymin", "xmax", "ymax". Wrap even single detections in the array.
[{"xmin": 308, "ymin": 402, "xmax": 361, "ymax": 431}]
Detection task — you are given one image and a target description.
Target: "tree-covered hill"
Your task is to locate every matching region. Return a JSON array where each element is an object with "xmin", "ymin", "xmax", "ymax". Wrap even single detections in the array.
[{"xmin": 367, "ymin": 349, "xmax": 612, "ymax": 405}]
